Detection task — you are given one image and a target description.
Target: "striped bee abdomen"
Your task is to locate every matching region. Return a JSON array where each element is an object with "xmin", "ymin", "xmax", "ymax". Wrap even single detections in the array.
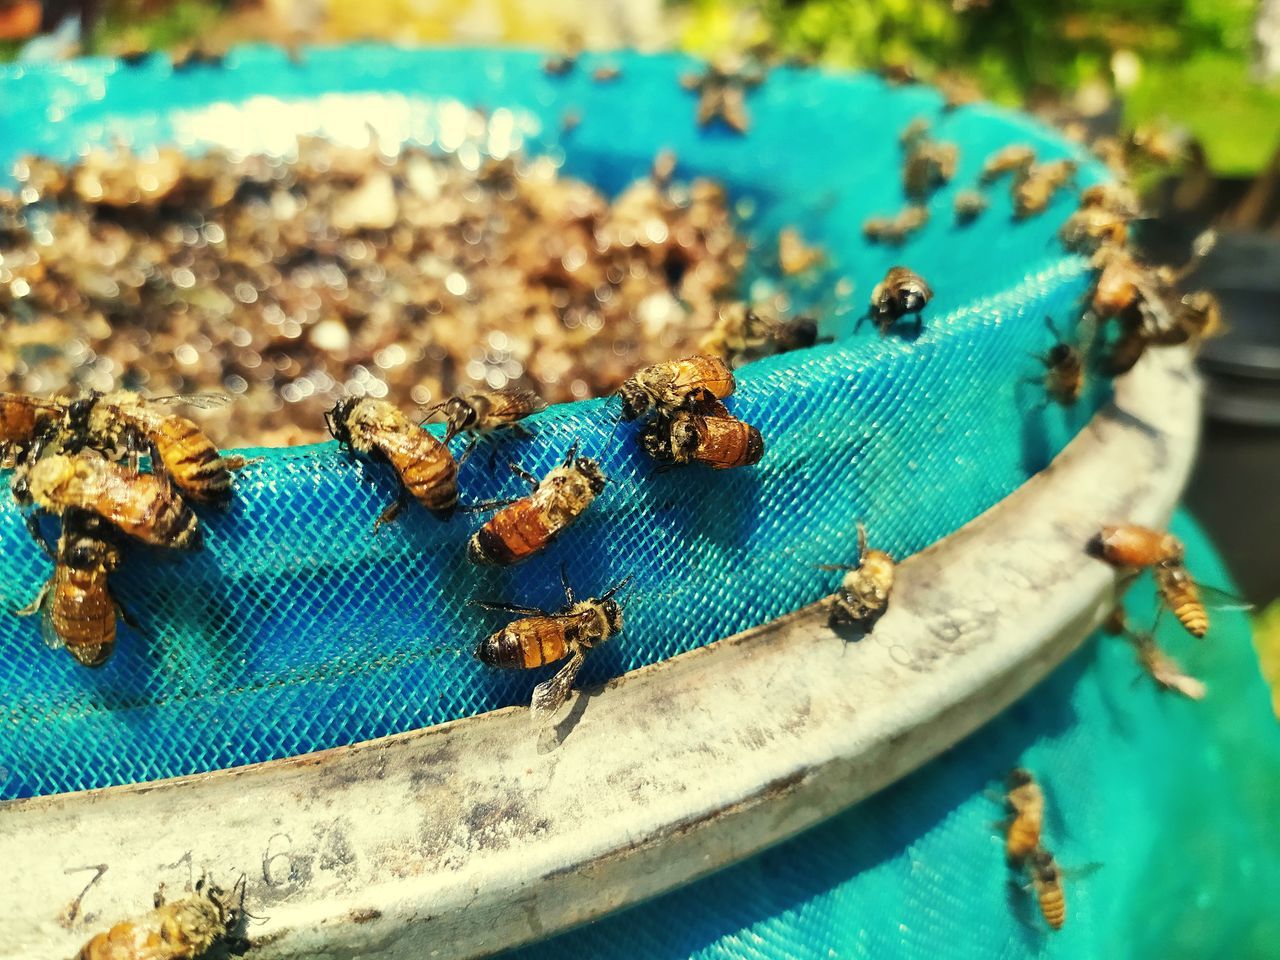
[
  {"xmin": 379, "ymin": 429, "xmax": 458, "ymax": 514},
  {"xmin": 1156, "ymin": 564, "xmax": 1208, "ymax": 638},
  {"xmin": 477, "ymin": 619, "xmax": 570, "ymax": 670},
  {"xmin": 152, "ymin": 415, "xmax": 234, "ymax": 504},
  {"xmin": 51, "ymin": 567, "xmax": 116, "ymax": 668},
  {"xmin": 468, "ymin": 501, "xmax": 555, "ymax": 566}
]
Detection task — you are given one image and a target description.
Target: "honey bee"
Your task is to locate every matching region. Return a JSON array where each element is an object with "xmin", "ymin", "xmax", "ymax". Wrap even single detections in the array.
[
  {"xmin": 1027, "ymin": 848, "xmax": 1066, "ymax": 931},
  {"xmin": 682, "ymin": 61, "xmax": 761, "ymax": 134},
  {"xmin": 1091, "ymin": 524, "xmax": 1184, "ymax": 570},
  {"xmin": 74, "ymin": 875, "xmax": 246, "ymax": 960},
  {"xmin": 980, "ymin": 145, "xmax": 1036, "ymax": 184},
  {"xmin": 1059, "ymin": 205, "xmax": 1129, "ymax": 255},
  {"xmin": 592, "ymin": 64, "xmax": 621, "ymax": 83},
  {"xmin": 1131, "ymin": 631, "xmax": 1206, "ymax": 700},
  {"xmin": 544, "ymin": 53, "xmax": 576, "ymax": 76},
  {"xmin": 1013, "ymin": 160, "xmax": 1078, "ymax": 219},
  {"xmin": 617, "ymin": 355, "xmax": 736, "ymax": 421},
  {"xmin": 1078, "ymin": 182, "xmax": 1140, "ymax": 217},
  {"xmin": 1002, "ymin": 768, "xmax": 1045, "ymax": 863},
  {"xmin": 65, "ymin": 391, "xmax": 252, "ymax": 506},
  {"xmin": 861, "ymin": 266, "xmax": 932, "ymax": 336},
  {"xmin": 473, "ymin": 569, "xmax": 630, "ymax": 719},
  {"xmin": 954, "ymin": 190, "xmax": 988, "ymax": 225},
  {"xmin": 639, "ymin": 398, "xmax": 764, "ymax": 470},
  {"xmin": 898, "ymin": 117, "xmax": 931, "ymax": 150},
  {"xmin": 699, "ymin": 304, "xmax": 821, "ymax": 363},
  {"xmin": 1154, "ymin": 563, "xmax": 1209, "ymax": 639},
  {"xmin": 421, "ymin": 387, "xmax": 546, "ymax": 456},
  {"xmin": 904, "ymin": 141, "xmax": 959, "ymax": 200},
  {"xmin": 326, "ymin": 397, "xmax": 459, "ymax": 528},
  {"xmin": 1149, "ymin": 290, "xmax": 1224, "ymax": 346},
  {"xmin": 1031, "ymin": 316, "xmax": 1085, "ymax": 406},
  {"xmin": 21, "ymin": 452, "xmax": 202, "ymax": 550},
  {"xmin": 18, "ymin": 510, "xmax": 123, "ymax": 668},
  {"xmin": 862, "ymin": 205, "xmax": 929, "ymax": 245},
  {"xmin": 0, "ymin": 391, "xmax": 66, "ymax": 466},
  {"xmin": 467, "ymin": 442, "xmax": 607, "ymax": 566},
  {"xmin": 820, "ymin": 522, "xmax": 896, "ymax": 627}
]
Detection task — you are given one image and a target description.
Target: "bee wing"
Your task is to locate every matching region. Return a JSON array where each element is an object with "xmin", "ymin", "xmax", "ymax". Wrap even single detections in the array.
[
  {"xmin": 1060, "ymin": 861, "xmax": 1104, "ymax": 881},
  {"xmin": 530, "ymin": 651, "xmax": 585, "ymax": 723},
  {"xmin": 150, "ymin": 392, "xmax": 233, "ymax": 410},
  {"xmin": 1194, "ymin": 584, "xmax": 1254, "ymax": 612},
  {"xmin": 39, "ymin": 606, "xmax": 65, "ymax": 651}
]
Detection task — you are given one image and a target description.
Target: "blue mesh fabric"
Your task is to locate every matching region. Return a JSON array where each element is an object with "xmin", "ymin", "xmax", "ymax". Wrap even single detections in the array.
[
  {"xmin": 500, "ymin": 514, "xmax": 1280, "ymax": 959},
  {"xmin": 0, "ymin": 47, "xmax": 1114, "ymax": 801}
]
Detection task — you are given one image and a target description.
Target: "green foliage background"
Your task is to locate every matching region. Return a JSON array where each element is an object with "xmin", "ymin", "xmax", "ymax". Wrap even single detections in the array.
[{"xmin": 682, "ymin": 0, "xmax": 1280, "ymax": 174}]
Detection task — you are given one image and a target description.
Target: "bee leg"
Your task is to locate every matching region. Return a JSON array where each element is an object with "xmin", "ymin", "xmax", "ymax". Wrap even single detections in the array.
[
  {"xmin": 460, "ymin": 496, "xmax": 518, "ymax": 514},
  {"xmin": 224, "ymin": 455, "xmax": 264, "ymax": 472},
  {"xmin": 15, "ymin": 578, "xmax": 51, "ymax": 617},
  {"xmin": 560, "ymin": 563, "xmax": 576, "ymax": 606},
  {"xmin": 153, "ymin": 884, "xmax": 167, "ymax": 909},
  {"xmin": 372, "ymin": 491, "xmax": 409, "ymax": 533},
  {"xmin": 114, "ymin": 596, "xmax": 141, "ymax": 632},
  {"xmin": 508, "ymin": 423, "xmax": 534, "ymax": 440},
  {"xmin": 455, "ymin": 436, "xmax": 479, "ymax": 468}
]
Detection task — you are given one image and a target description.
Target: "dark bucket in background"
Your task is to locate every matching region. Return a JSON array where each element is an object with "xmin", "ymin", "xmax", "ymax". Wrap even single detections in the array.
[{"xmin": 1180, "ymin": 229, "xmax": 1280, "ymax": 607}]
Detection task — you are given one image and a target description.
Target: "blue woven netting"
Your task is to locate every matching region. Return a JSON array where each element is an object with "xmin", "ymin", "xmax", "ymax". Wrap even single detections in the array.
[
  {"xmin": 0, "ymin": 47, "xmax": 1111, "ymax": 804},
  {"xmin": 501, "ymin": 514, "xmax": 1280, "ymax": 960}
]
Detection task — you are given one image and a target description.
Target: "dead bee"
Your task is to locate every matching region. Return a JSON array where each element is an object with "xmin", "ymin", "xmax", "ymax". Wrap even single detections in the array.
[
  {"xmin": 74, "ymin": 874, "xmax": 246, "ymax": 960},
  {"xmin": 65, "ymin": 391, "xmax": 252, "ymax": 506},
  {"xmin": 18, "ymin": 510, "xmax": 123, "ymax": 668},
  {"xmin": 1014, "ymin": 160, "xmax": 1078, "ymax": 218},
  {"xmin": 862, "ymin": 205, "xmax": 929, "ymax": 245},
  {"xmin": 473, "ymin": 569, "xmax": 630, "ymax": 720},
  {"xmin": 777, "ymin": 227, "xmax": 825, "ymax": 275},
  {"xmin": 325, "ymin": 397, "xmax": 459, "ymax": 528},
  {"xmin": 21, "ymin": 452, "xmax": 202, "ymax": 550},
  {"xmin": 1027, "ymin": 848, "xmax": 1066, "ymax": 931},
  {"xmin": 980, "ymin": 145, "xmax": 1037, "ymax": 184},
  {"xmin": 592, "ymin": 64, "xmax": 621, "ymax": 83},
  {"xmin": 1030, "ymin": 316, "xmax": 1085, "ymax": 406},
  {"xmin": 467, "ymin": 442, "xmax": 607, "ymax": 566},
  {"xmin": 1091, "ymin": 524, "xmax": 1184, "ymax": 570},
  {"xmin": 543, "ymin": 53, "xmax": 577, "ymax": 76},
  {"xmin": 860, "ymin": 266, "xmax": 932, "ymax": 336},
  {"xmin": 1002, "ymin": 768, "xmax": 1045, "ymax": 864},
  {"xmin": 0, "ymin": 391, "xmax": 66, "ymax": 466},
  {"xmin": 639, "ymin": 398, "xmax": 764, "ymax": 470},
  {"xmin": 904, "ymin": 141, "xmax": 959, "ymax": 201},
  {"xmin": 421, "ymin": 387, "xmax": 546, "ymax": 457},
  {"xmin": 618, "ymin": 354, "xmax": 736, "ymax": 421},
  {"xmin": 820, "ymin": 522, "xmax": 896, "ymax": 627},
  {"xmin": 954, "ymin": 189, "xmax": 988, "ymax": 225}
]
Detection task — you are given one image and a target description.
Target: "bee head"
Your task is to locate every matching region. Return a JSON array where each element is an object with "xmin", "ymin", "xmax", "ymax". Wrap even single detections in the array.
[
  {"xmin": 779, "ymin": 317, "xmax": 819, "ymax": 351},
  {"xmin": 438, "ymin": 396, "xmax": 476, "ymax": 438},
  {"xmin": 573, "ymin": 455, "xmax": 608, "ymax": 495},
  {"xmin": 1046, "ymin": 343, "xmax": 1075, "ymax": 367},
  {"xmin": 65, "ymin": 394, "xmax": 99, "ymax": 439},
  {"xmin": 1006, "ymin": 767, "xmax": 1033, "ymax": 789},
  {"xmin": 896, "ymin": 284, "xmax": 928, "ymax": 313},
  {"xmin": 1029, "ymin": 849, "xmax": 1057, "ymax": 877},
  {"xmin": 600, "ymin": 597, "xmax": 624, "ymax": 634},
  {"xmin": 324, "ymin": 398, "xmax": 356, "ymax": 447},
  {"xmin": 669, "ymin": 415, "xmax": 700, "ymax": 459},
  {"xmin": 618, "ymin": 381, "xmax": 650, "ymax": 421},
  {"xmin": 638, "ymin": 419, "xmax": 672, "ymax": 462}
]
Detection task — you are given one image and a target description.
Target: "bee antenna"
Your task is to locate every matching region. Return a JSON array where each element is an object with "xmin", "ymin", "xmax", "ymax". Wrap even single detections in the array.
[
  {"xmin": 560, "ymin": 563, "xmax": 576, "ymax": 605},
  {"xmin": 563, "ymin": 439, "xmax": 580, "ymax": 465},
  {"xmin": 602, "ymin": 575, "xmax": 633, "ymax": 600},
  {"xmin": 1044, "ymin": 314, "xmax": 1063, "ymax": 341}
]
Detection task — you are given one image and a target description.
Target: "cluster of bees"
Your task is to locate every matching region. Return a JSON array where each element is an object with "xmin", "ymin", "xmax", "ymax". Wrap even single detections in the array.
[
  {"xmin": 0, "ymin": 389, "xmax": 253, "ymax": 666},
  {"xmin": 1, "ymin": 349, "xmax": 775, "ymax": 718}
]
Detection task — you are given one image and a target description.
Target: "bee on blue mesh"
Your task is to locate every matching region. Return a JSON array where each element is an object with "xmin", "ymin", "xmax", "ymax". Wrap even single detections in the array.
[
  {"xmin": 420, "ymin": 387, "xmax": 545, "ymax": 465},
  {"xmin": 859, "ymin": 266, "xmax": 932, "ymax": 336},
  {"xmin": 819, "ymin": 522, "xmax": 896, "ymax": 628},
  {"xmin": 325, "ymin": 397, "xmax": 458, "ymax": 531},
  {"xmin": 466, "ymin": 442, "xmax": 607, "ymax": 566},
  {"xmin": 639, "ymin": 397, "xmax": 764, "ymax": 470},
  {"xmin": 1028, "ymin": 316, "xmax": 1085, "ymax": 407},
  {"xmin": 617, "ymin": 354, "xmax": 736, "ymax": 422},
  {"xmin": 472, "ymin": 567, "xmax": 631, "ymax": 721}
]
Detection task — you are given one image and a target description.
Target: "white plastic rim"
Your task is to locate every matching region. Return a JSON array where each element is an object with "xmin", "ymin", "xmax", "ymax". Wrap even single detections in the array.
[{"xmin": 0, "ymin": 347, "xmax": 1199, "ymax": 960}]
